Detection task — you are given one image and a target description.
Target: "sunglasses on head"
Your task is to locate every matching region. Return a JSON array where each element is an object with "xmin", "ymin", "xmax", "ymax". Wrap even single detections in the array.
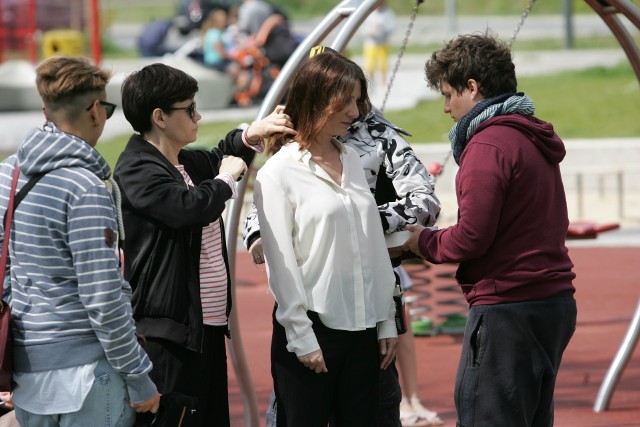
[
  {"xmin": 165, "ymin": 101, "xmax": 197, "ymax": 120},
  {"xmin": 86, "ymin": 100, "xmax": 117, "ymax": 119}
]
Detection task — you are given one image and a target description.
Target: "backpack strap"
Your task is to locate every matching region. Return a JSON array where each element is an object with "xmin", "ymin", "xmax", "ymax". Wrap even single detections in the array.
[{"xmin": 3, "ymin": 171, "xmax": 46, "ymax": 228}]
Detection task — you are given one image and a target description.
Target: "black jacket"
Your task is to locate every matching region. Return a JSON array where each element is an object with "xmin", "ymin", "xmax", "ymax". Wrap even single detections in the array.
[{"xmin": 114, "ymin": 130, "xmax": 255, "ymax": 352}]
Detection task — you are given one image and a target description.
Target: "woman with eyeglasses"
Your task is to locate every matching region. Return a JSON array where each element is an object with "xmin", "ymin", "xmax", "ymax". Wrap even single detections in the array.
[
  {"xmin": 0, "ymin": 56, "xmax": 161, "ymax": 425},
  {"xmin": 114, "ymin": 63, "xmax": 296, "ymax": 427}
]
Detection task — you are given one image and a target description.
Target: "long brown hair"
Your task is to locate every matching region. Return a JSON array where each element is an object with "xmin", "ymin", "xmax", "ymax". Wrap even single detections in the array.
[{"xmin": 266, "ymin": 52, "xmax": 371, "ymax": 155}]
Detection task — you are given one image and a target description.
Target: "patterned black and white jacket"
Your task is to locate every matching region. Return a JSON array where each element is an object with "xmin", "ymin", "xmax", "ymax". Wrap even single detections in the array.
[{"xmin": 242, "ymin": 108, "xmax": 441, "ymax": 249}]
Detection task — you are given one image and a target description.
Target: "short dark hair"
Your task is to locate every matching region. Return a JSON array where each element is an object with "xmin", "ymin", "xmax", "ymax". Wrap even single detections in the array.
[
  {"xmin": 121, "ymin": 63, "xmax": 198, "ymax": 134},
  {"xmin": 424, "ymin": 32, "xmax": 517, "ymax": 98},
  {"xmin": 267, "ymin": 52, "xmax": 370, "ymax": 155}
]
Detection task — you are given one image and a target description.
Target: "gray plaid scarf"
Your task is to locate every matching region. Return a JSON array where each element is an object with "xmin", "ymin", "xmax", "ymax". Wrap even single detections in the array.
[{"xmin": 449, "ymin": 92, "xmax": 535, "ymax": 165}]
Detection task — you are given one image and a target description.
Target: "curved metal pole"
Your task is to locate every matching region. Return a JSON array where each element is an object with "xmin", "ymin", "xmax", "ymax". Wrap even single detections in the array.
[
  {"xmin": 584, "ymin": 0, "xmax": 640, "ymax": 85},
  {"xmin": 225, "ymin": 135, "xmax": 260, "ymax": 427},
  {"xmin": 332, "ymin": 0, "xmax": 382, "ymax": 53},
  {"xmin": 593, "ymin": 298, "xmax": 640, "ymax": 412},
  {"xmin": 257, "ymin": 0, "xmax": 367, "ymax": 120},
  {"xmin": 583, "ymin": 0, "xmax": 640, "ymax": 413},
  {"xmin": 224, "ymin": 2, "xmax": 378, "ymax": 426},
  {"xmin": 225, "ymin": 148, "xmax": 260, "ymax": 427}
]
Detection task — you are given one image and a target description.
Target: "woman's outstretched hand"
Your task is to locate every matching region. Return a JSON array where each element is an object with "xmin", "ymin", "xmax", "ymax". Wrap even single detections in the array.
[{"xmin": 245, "ymin": 105, "xmax": 297, "ymax": 143}]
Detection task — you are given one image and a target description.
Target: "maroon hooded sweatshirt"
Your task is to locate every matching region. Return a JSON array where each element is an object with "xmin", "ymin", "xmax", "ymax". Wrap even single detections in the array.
[{"xmin": 418, "ymin": 114, "xmax": 576, "ymax": 307}]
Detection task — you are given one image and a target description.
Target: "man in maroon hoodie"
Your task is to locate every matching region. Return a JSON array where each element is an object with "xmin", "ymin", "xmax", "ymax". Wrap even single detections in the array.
[{"xmin": 403, "ymin": 32, "xmax": 577, "ymax": 427}]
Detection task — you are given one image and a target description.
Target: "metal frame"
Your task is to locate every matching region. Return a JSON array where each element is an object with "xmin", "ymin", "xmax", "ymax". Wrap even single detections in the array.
[
  {"xmin": 584, "ymin": 0, "xmax": 640, "ymax": 84},
  {"xmin": 582, "ymin": 0, "xmax": 640, "ymax": 413},
  {"xmin": 223, "ymin": 2, "xmax": 381, "ymax": 425},
  {"xmin": 222, "ymin": 0, "xmax": 640, "ymax": 423},
  {"xmin": 593, "ymin": 298, "xmax": 640, "ymax": 412}
]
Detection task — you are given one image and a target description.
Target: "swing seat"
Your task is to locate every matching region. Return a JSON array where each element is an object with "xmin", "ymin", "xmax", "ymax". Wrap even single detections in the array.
[{"xmin": 566, "ymin": 221, "xmax": 620, "ymax": 239}]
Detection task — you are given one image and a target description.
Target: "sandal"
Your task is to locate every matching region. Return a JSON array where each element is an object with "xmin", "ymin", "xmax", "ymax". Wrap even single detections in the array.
[
  {"xmin": 409, "ymin": 397, "xmax": 445, "ymax": 426},
  {"xmin": 400, "ymin": 398, "xmax": 431, "ymax": 427},
  {"xmin": 400, "ymin": 409, "xmax": 431, "ymax": 427}
]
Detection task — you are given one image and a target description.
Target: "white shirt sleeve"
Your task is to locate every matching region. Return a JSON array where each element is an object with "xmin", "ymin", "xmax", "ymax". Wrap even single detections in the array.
[{"xmin": 254, "ymin": 171, "xmax": 320, "ymax": 356}]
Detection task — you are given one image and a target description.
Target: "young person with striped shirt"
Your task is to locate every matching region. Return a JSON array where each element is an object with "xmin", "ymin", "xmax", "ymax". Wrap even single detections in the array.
[
  {"xmin": 0, "ymin": 56, "xmax": 160, "ymax": 425},
  {"xmin": 114, "ymin": 63, "xmax": 295, "ymax": 427}
]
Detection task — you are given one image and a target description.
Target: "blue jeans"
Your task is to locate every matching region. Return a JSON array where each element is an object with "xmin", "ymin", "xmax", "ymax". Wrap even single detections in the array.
[{"xmin": 15, "ymin": 358, "xmax": 136, "ymax": 427}]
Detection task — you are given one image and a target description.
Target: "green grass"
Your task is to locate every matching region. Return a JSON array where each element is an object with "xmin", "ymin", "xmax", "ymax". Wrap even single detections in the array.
[
  {"xmin": 382, "ymin": 61, "xmax": 640, "ymax": 144},
  {"xmin": 102, "ymin": 3, "xmax": 175, "ymax": 24},
  {"xmin": 384, "ymin": 34, "xmax": 640, "ymax": 57},
  {"xmin": 96, "ymin": 61, "xmax": 640, "ymax": 167}
]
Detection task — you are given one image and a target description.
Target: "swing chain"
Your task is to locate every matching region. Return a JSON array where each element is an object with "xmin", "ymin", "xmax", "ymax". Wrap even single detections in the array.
[
  {"xmin": 508, "ymin": 0, "xmax": 537, "ymax": 48},
  {"xmin": 380, "ymin": 0, "xmax": 424, "ymax": 113}
]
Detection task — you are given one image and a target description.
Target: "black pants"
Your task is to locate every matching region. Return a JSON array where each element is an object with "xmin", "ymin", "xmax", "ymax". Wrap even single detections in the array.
[
  {"xmin": 377, "ymin": 270, "xmax": 403, "ymax": 427},
  {"xmin": 376, "ymin": 361, "xmax": 402, "ymax": 427},
  {"xmin": 136, "ymin": 325, "xmax": 230, "ymax": 427},
  {"xmin": 272, "ymin": 309, "xmax": 380, "ymax": 427},
  {"xmin": 455, "ymin": 294, "xmax": 577, "ymax": 427},
  {"xmin": 266, "ymin": 357, "xmax": 401, "ymax": 427}
]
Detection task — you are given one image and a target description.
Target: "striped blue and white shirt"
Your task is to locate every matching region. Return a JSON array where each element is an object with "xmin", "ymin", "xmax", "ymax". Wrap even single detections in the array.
[{"xmin": 0, "ymin": 122, "xmax": 156, "ymax": 409}]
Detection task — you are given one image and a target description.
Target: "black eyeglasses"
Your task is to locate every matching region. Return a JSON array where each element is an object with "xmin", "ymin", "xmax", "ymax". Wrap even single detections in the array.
[
  {"xmin": 165, "ymin": 101, "xmax": 197, "ymax": 120},
  {"xmin": 86, "ymin": 100, "xmax": 117, "ymax": 119}
]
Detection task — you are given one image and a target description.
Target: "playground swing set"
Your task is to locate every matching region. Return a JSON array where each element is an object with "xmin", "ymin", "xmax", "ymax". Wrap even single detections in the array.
[
  {"xmin": 222, "ymin": 1, "xmax": 640, "ymax": 425},
  {"xmin": 0, "ymin": 0, "xmax": 639, "ymax": 424}
]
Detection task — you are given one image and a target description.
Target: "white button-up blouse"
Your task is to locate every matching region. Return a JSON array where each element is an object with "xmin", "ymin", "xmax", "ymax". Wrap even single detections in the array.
[{"xmin": 254, "ymin": 140, "xmax": 397, "ymax": 357}]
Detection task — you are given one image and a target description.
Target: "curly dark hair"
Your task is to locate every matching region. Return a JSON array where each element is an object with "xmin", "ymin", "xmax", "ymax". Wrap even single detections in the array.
[{"xmin": 424, "ymin": 31, "xmax": 517, "ymax": 98}]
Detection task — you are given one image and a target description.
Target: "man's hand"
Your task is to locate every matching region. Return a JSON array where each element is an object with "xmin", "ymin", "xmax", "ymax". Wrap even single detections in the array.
[
  {"xmin": 402, "ymin": 224, "xmax": 427, "ymax": 259},
  {"xmin": 249, "ymin": 238, "xmax": 265, "ymax": 265},
  {"xmin": 379, "ymin": 337, "xmax": 398, "ymax": 370},
  {"xmin": 131, "ymin": 392, "xmax": 161, "ymax": 413},
  {"xmin": 298, "ymin": 349, "xmax": 328, "ymax": 374}
]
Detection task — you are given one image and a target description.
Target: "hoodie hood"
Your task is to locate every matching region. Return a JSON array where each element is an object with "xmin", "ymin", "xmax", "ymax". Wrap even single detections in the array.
[
  {"xmin": 476, "ymin": 114, "xmax": 567, "ymax": 165},
  {"xmin": 17, "ymin": 121, "xmax": 111, "ymax": 179}
]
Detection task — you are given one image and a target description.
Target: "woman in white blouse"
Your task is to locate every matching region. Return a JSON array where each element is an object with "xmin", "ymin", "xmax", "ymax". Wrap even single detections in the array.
[{"xmin": 254, "ymin": 52, "xmax": 397, "ymax": 426}]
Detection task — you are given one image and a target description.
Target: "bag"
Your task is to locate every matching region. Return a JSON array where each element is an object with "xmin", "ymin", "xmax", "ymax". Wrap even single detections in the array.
[
  {"xmin": 0, "ymin": 301, "xmax": 12, "ymax": 392},
  {"xmin": 0, "ymin": 164, "xmax": 20, "ymax": 392},
  {"xmin": 0, "ymin": 165, "xmax": 45, "ymax": 392},
  {"xmin": 151, "ymin": 392, "xmax": 197, "ymax": 427},
  {"xmin": 393, "ymin": 284, "xmax": 408, "ymax": 335}
]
